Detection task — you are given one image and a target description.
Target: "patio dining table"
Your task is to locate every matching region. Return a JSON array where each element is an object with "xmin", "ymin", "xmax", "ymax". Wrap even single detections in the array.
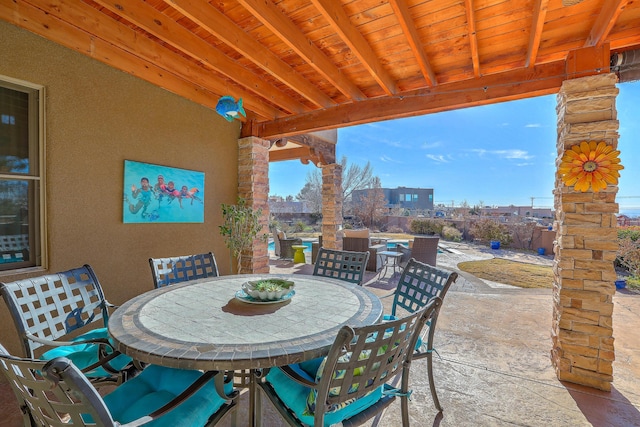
[{"xmin": 108, "ymin": 274, "xmax": 383, "ymax": 426}]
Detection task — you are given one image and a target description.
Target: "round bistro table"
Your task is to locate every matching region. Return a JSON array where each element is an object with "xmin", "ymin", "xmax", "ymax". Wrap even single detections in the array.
[{"xmin": 108, "ymin": 274, "xmax": 383, "ymax": 426}]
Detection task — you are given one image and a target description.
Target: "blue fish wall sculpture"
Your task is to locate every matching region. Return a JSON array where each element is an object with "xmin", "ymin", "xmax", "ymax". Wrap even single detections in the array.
[{"xmin": 215, "ymin": 96, "xmax": 246, "ymax": 122}]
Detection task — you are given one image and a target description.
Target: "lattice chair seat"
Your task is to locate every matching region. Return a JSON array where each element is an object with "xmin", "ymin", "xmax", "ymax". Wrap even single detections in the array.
[
  {"xmin": 149, "ymin": 252, "xmax": 219, "ymax": 288},
  {"xmin": 0, "ymin": 344, "xmax": 237, "ymax": 427},
  {"xmin": 0, "ymin": 264, "xmax": 134, "ymax": 386},
  {"xmin": 381, "ymin": 258, "xmax": 458, "ymax": 411},
  {"xmin": 259, "ymin": 299, "xmax": 442, "ymax": 427},
  {"xmin": 312, "ymin": 248, "xmax": 370, "ymax": 286}
]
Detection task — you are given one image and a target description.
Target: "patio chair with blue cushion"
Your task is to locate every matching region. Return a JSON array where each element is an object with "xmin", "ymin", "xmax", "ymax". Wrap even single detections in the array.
[
  {"xmin": 258, "ymin": 298, "xmax": 443, "ymax": 426},
  {"xmin": 149, "ymin": 252, "xmax": 219, "ymax": 288},
  {"xmin": 0, "ymin": 265, "xmax": 134, "ymax": 386},
  {"xmin": 381, "ymin": 258, "xmax": 458, "ymax": 410},
  {"xmin": 312, "ymin": 247, "xmax": 370, "ymax": 286},
  {"xmin": 0, "ymin": 343, "xmax": 237, "ymax": 427}
]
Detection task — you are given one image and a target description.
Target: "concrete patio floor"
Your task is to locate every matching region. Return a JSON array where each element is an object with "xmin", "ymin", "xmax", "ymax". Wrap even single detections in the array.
[
  {"xmin": 1, "ymin": 242, "xmax": 638, "ymax": 426},
  {"xmin": 241, "ymin": 243, "xmax": 640, "ymax": 427}
]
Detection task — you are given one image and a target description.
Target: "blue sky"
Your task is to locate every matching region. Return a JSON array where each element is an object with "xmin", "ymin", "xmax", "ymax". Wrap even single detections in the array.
[{"xmin": 269, "ymin": 81, "xmax": 639, "ymax": 212}]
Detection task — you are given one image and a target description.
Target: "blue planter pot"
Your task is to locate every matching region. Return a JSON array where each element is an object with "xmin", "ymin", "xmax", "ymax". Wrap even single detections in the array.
[
  {"xmin": 615, "ymin": 280, "xmax": 626, "ymax": 290},
  {"xmin": 490, "ymin": 241, "xmax": 500, "ymax": 250},
  {"xmin": 537, "ymin": 248, "xmax": 546, "ymax": 256}
]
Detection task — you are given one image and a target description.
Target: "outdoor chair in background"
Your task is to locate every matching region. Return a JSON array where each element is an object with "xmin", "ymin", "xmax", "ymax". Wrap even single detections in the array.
[
  {"xmin": 271, "ymin": 227, "xmax": 303, "ymax": 260},
  {"xmin": 0, "ymin": 265, "xmax": 134, "ymax": 386},
  {"xmin": 342, "ymin": 228, "xmax": 385, "ymax": 271},
  {"xmin": 258, "ymin": 298, "xmax": 443, "ymax": 426},
  {"xmin": 396, "ymin": 235, "xmax": 440, "ymax": 267},
  {"xmin": 149, "ymin": 252, "xmax": 219, "ymax": 288},
  {"xmin": 313, "ymin": 247, "xmax": 370, "ymax": 286},
  {"xmin": 381, "ymin": 258, "xmax": 458, "ymax": 411},
  {"xmin": 0, "ymin": 343, "xmax": 237, "ymax": 427}
]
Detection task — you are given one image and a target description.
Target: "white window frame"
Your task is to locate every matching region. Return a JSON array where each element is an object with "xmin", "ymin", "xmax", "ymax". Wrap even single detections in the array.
[{"xmin": 0, "ymin": 74, "xmax": 46, "ymax": 274}]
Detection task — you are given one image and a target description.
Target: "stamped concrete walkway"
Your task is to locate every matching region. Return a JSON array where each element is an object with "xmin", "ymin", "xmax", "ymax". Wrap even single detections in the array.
[{"xmin": 1, "ymin": 242, "xmax": 638, "ymax": 427}]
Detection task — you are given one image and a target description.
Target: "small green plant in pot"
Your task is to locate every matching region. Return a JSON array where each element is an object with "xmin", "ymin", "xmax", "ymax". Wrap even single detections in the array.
[{"xmin": 219, "ymin": 198, "xmax": 268, "ymax": 274}]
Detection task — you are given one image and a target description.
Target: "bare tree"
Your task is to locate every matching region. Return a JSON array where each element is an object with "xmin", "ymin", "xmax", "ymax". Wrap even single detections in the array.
[
  {"xmin": 353, "ymin": 177, "xmax": 387, "ymax": 228},
  {"xmin": 296, "ymin": 173, "xmax": 322, "ymax": 214},
  {"xmin": 297, "ymin": 156, "xmax": 377, "ymax": 217}
]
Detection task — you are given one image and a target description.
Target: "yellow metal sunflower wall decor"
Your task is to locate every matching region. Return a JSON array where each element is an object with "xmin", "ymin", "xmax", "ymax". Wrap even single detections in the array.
[{"xmin": 559, "ymin": 141, "xmax": 624, "ymax": 192}]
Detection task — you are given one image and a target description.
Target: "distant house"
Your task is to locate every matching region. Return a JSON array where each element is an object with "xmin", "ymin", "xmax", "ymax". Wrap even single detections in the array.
[
  {"xmin": 352, "ymin": 187, "xmax": 434, "ymax": 211},
  {"xmin": 479, "ymin": 205, "xmax": 553, "ymax": 220},
  {"xmin": 616, "ymin": 214, "xmax": 640, "ymax": 226},
  {"xmin": 269, "ymin": 200, "xmax": 312, "ymax": 214}
]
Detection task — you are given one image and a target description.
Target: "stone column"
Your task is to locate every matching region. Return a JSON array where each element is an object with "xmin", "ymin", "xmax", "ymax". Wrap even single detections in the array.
[
  {"xmin": 321, "ymin": 163, "xmax": 343, "ymax": 249},
  {"xmin": 551, "ymin": 73, "xmax": 619, "ymax": 391},
  {"xmin": 237, "ymin": 136, "xmax": 270, "ymax": 274}
]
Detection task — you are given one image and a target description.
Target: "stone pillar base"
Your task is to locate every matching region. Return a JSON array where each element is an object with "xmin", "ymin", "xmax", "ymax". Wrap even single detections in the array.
[{"xmin": 238, "ymin": 136, "xmax": 270, "ymax": 274}]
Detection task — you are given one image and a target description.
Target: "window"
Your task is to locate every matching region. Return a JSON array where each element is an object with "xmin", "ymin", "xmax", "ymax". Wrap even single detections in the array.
[
  {"xmin": 403, "ymin": 193, "xmax": 417, "ymax": 202},
  {"xmin": 0, "ymin": 76, "xmax": 44, "ymax": 271}
]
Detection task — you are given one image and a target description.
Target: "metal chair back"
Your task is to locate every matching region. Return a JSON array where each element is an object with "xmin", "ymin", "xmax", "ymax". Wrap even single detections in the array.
[
  {"xmin": 260, "ymin": 298, "xmax": 443, "ymax": 426},
  {"xmin": 0, "ymin": 344, "xmax": 236, "ymax": 427},
  {"xmin": 0, "ymin": 343, "xmax": 117, "ymax": 426},
  {"xmin": 149, "ymin": 252, "xmax": 219, "ymax": 288},
  {"xmin": 312, "ymin": 248, "xmax": 370, "ymax": 286},
  {"xmin": 1, "ymin": 264, "xmax": 109, "ymax": 358},
  {"xmin": 389, "ymin": 258, "xmax": 458, "ymax": 411},
  {"xmin": 391, "ymin": 258, "xmax": 457, "ymax": 317}
]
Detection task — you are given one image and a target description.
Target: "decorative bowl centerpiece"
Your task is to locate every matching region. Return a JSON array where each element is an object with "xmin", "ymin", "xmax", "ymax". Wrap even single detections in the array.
[{"xmin": 241, "ymin": 278, "xmax": 295, "ymax": 301}]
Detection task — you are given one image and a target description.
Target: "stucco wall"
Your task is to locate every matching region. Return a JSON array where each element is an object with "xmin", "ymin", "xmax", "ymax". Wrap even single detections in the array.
[{"xmin": 0, "ymin": 21, "xmax": 239, "ymax": 355}]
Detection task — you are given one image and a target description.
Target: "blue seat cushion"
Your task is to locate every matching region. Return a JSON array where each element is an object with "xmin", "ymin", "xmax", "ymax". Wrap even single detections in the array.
[
  {"xmin": 265, "ymin": 366, "xmax": 382, "ymax": 426},
  {"xmin": 41, "ymin": 328, "xmax": 132, "ymax": 378},
  {"xmin": 103, "ymin": 365, "xmax": 233, "ymax": 427}
]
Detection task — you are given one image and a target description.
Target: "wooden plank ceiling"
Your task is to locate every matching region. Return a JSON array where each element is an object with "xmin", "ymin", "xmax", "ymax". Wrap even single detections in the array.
[{"xmin": 3, "ymin": 0, "xmax": 639, "ymax": 144}]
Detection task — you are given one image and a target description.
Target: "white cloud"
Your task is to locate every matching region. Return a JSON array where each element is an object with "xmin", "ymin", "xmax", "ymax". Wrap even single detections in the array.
[
  {"xmin": 468, "ymin": 148, "xmax": 533, "ymax": 160},
  {"xmin": 525, "ymin": 123, "xmax": 542, "ymax": 128},
  {"xmin": 469, "ymin": 149, "xmax": 487, "ymax": 156},
  {"xmin": 497, "ymin": 149, "xmax": 533, "ymax": 160},
  {"xmin": 421, "ymin": 141, "xmax": 442, "ymax": 149},
  {"xmin": 426, "ymin": 154, "xmax": 449, "ymax": 163},
  {"xmin": 380, "ymin": 155, "xmax": 402, "ymax": 163}
]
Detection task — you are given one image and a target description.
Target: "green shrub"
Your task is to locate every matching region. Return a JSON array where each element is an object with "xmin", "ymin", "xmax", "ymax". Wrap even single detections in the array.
[
  {"xmin": 469, "ymin": 218, "xmax": 513, "ymax": 246},
  {"xmin": 627, "ymin": 276, "xmax": 640, "ymax": 289},
  {"xmin": 618, "ymin": 226, "xmax": 640, "ymax": 241},
  {"xmin": 294, "ymin": 220, "xmax": 306, "ymax": 233},
  {"xmin": 442, "ymin": 225, "xmax": 462, "ymax": 242},
  {"xmin": 409, "ymin": 218, "xmax": 444, "ymax": 235}
]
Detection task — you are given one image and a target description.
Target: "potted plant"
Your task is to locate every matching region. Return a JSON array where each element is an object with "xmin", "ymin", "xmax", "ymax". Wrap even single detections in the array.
[{"xmin": 219, "ymin": 197, "xmax": 268, "ymax": 274}]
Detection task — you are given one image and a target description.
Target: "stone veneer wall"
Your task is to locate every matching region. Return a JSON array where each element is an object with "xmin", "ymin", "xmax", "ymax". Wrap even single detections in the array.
[
  {"xmin": 321, "ymin": 164, "xmax": 343, "ymax": 249},
  {"xmin": 551, "ymin": 73, "xmax": 619, "ymax": 391},
  {"xmin": 238, "ymin": 136, "xmax": 270, "ymax": 274}
]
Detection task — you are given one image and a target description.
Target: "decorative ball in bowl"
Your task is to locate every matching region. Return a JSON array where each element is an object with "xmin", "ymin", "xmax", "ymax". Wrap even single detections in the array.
[{"xmin": 242, "ymin": 278, "xmax": 295, "ymax": 301}]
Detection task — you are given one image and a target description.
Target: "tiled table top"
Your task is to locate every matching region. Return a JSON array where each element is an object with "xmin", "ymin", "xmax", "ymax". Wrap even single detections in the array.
[{"xmin": 108, "ymin": 274, "xmax": 383, "ymax": 371}]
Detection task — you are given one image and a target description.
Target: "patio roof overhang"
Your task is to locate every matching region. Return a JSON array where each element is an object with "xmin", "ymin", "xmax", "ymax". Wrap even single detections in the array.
[{"xmin": 2, "ymin": 0, "xmax": 640, "ymax": 153}]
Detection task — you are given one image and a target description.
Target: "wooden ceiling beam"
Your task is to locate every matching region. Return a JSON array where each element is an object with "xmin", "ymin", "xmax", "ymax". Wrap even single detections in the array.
[
  {"xmin": 252, "ymin": 61, "xmax": 568, "ymax": 138},
  {"xmin": 526, "ymin": 0, "xmax": 549, "ymax": 68},
  {"xmin": 584, "ymin": 0, "xmax": 628, "ymax": 47},
  {"xmin": 464, "ymin": 0, "xmax": 481, "ymax": 77},
  {"xmin": 237, "ymin": 0, "xmax": 366, "ymax": 101},
  {"xmin": 311, "ymin": 0, "xmax": 398, "ymax": 95},
  {"xmin": 2, "ymin": 0, "xmax": 278, "ymax": 119},
  {"xmin": 91, "ymin": 0, "xmax": 303, "ymax": 116},
  {"xmin": 389, "ymin": 0, "xmax": 437, "ymax": 85},
  {"xmin": 166, "ymin": 0, "xmax": 335, "ymax": 109}
]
